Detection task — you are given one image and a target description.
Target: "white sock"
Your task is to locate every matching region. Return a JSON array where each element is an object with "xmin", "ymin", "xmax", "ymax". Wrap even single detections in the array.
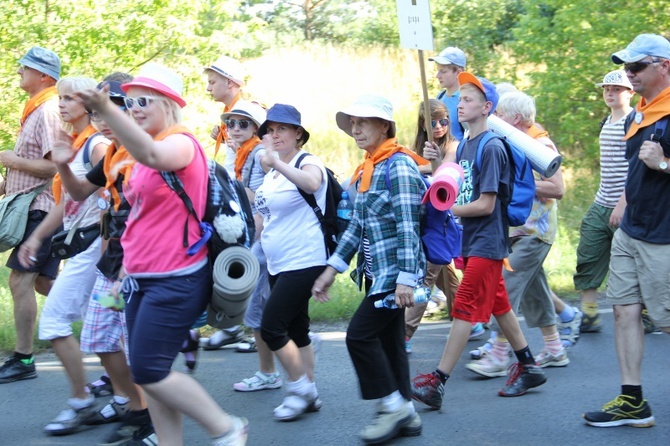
[
  {"xmin": 380, "ymin": 390, "xmax": 403, "ymax": 412},
  {"xmin": 68, "ymin": 396, "xmax": 94, "ymax": 410},
  {"xmin": 286, "ymin": 374, "xmax": 311, "ymax": 395},
  {"xmin": 113, "ymin": 395, "xmax": 130, "ymax": 405}
]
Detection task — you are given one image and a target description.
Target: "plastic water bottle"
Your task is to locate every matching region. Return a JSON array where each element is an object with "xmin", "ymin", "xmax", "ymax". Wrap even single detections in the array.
[
  {"xmin": 373, "ymin": 286, "xmax": 431, "ymax": 309},
  {"xmin": 336, "ymin": 191, "xmax": 353, "ymax": 235}
]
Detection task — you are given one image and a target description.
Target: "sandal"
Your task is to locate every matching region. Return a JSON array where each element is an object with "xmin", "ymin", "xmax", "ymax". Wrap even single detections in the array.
[
  {"xmin": 235, "ymin": 338, "xmax": 258, "ymax": 353},
  {"xmin": 273, "ymin": 393, "xmax": 322, "ymax": 421}
]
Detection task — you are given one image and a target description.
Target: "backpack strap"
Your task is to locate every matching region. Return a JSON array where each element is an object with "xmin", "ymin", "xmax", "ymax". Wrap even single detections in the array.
[
  {"xmin": 653, "ymin": 116, "xmax": 670, "ymax": 141},
  {"xmin": 81, "ymin": 133, "xmax": 98, "ymax": 172},
  {"xmin": 294, "ymin": 152, "xmax": 326, "ymax": 228}
]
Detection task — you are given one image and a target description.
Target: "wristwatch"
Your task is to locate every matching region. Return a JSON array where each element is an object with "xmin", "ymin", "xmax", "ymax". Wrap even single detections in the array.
[{"xmin": 659, "ymin": 157, "xmax": 669, "ymax": 171}]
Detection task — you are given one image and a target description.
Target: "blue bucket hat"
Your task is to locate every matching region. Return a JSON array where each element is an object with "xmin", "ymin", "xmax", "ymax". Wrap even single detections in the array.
[
  {"xmin": 612, "ymin": 34, "xmax": 670, "ymax": 64},
  {"xmin": 257, "ymin": 104, "xmax": 310, "ymax": 144},
  {"xmin": 19, "ymin": 47, "xmax": 61, "ymax": 81}
]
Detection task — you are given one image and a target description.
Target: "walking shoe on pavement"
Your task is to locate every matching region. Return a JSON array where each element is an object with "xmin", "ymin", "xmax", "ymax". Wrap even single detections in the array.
[
  {"xmin": 98, "ymin": 408, "xmax": 152, "ymax": 445},
  {"xmin": 583, "ymin": 395, "xmax": 655, "ymax": 428},
  {"xmin": 399, "ymin": 412, "xmax": 422, "ymax": 437},
  {"xmin": 120, "ymin": 420, "xmax": 158, "ymax": 445},
  {"xmin": 86, "ymin": 398, "xmax": 130, "ymax": 425},
  {"xmin": 535, "ymin": 348, "xmax": 570, "ymax": 368},
  {"xmin": 0, "ymin": 355, "xmax": 37, "ymax": 383},
  {"xmin": 274, "ymin": 392, "xmax": 322, "ymax": 421},
  {"xmin": 203, "ymin": 327, "xmax": 244, "ymax": 350},
  {"xmin": 641, "ymin": 309, "xmax": 660, "ymax": 334},
  {"xmin": 469, "ymin": 323, "xmax": 486, "ymax": 340},
  {"xmin": 405, "ymin": 338, "xmax": 412, "ymax": 354},
  {"xmin": 88, "ymin": 375, "xmax": 114, "ymax": 397},
  {"xmin": 498, "ymin": 363, "xmax": 547, "ymax": 397},
  {"xmin": 580, "ymin": 313, "xmax": 602, "ymax": 333},
  {"xmin": 235, "ymin": 337, "xmax": 258, "ymax": 353},
  {"xmin": 211, "ymin": 416, "xmax": 249, "ymax": 446},
  {"xmin": 410, "ymin": 372, "xmax": 445, "ymax": 410},
  {"xmin": 360, "ymin": 404, "xmax": 413, "ymax": 444},
  {"xmin": 44, "ymin": 398, "xmax": 96, "ymax": 435},
  {"xmin": 469, "ymin": 338, "xmax": 494, "ymax": 360},
  {"xmin": 233, "ymin": 371, "xmax": 283, "ymax": 392},
  {"xmin": 557, "ymin": 306, "xmax": 583, "ymax": 348},
  {"xmin": 465, "ymin": 354, "xmax": 509, "ymax": 378}
]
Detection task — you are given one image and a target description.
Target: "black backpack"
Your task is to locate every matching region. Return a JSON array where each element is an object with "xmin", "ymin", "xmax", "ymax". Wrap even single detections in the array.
[{"xmin": 294, "ymin": 152, "xmax": 344, "ymax": 257}]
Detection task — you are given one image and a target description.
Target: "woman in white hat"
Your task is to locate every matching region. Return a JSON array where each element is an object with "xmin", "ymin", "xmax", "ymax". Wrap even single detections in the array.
[
  {"xmin": 75, "ymin": 63, "xmax": 247, "ymax": 446},
  {"xmin": 312, "ymin": 95, "xmax": 428, "ymax": 444}
]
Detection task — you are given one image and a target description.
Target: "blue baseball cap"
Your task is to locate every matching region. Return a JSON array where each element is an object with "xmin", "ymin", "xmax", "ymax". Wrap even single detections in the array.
[
  {"xmin": 611, "ymin": 34, "xmax": 670, "ymax": 64},
  {"xmin": 258, "ymin": 104, "xmax": 310, "ymax": 144},
  {"xmin": 457, "ymin": 72, "xmax": 499, "ymax": 115},
  {"xmin": 429, "ymin": 47, "xmax": 466, "ymax": 68},
  {"xmin": 19, "ymin": 46, "xmax": 61, "ymax": 80}
]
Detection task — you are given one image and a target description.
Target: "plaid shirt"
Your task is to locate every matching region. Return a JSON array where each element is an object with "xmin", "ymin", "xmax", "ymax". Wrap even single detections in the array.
[
  {"xmin": 329, "ymin": 155, "xmax": 426, "ymax": 296},
  {"xmin": 6, "ymin": 97, "xmax": 63, "ymax": 212}
]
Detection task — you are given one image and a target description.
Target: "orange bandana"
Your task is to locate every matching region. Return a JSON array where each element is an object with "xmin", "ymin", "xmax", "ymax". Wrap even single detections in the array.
[
  {"xmin": 624, "ymin": 86, "xmax": 670, "ymax": 140},
  {"xmin": 20, "ymin": 86, "xmax": 58, "ymax": 127},
  {"xmin": 350, "ymin": 138, "xmax": 428, "ymax": 192},
  {"xmin": 527, "ymin": 124, "xmax": 549, "ymax": 140},
  {"xmin": 103, "ymin": 143, "xmax": 134, "ymax": 211},
  {"xmin": 214, "ymin": 93, "xmax": 241, "ymax": 158},
  {"xmin": 233, "ymin": 136, "xmax": 261, "ymax": 181},
  {"xmin": 53, "ymin": 125, "xmax": 98, "ymax": 205}
]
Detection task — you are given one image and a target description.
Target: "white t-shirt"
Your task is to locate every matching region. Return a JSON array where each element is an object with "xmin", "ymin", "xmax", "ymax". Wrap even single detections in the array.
[
  {"xmin": 255, "ymin": 151, "xmax": 328, "ymax": 275},
  {"xmin": 63, "ymin": 134, "xmax": 109, "ymax": 231}
]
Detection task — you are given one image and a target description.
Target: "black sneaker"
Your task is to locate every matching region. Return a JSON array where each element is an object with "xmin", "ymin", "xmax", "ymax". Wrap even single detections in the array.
[
  {"xmin": 583, "ymin": 395, "xmax": 655, "ymax": 428},
  {"xmin": 98, "ymin": 408, "xmax": 153, "ymax": 445},
  {"xmin": 410, "ymin": 372, "xmax": 444, "ymax": 410},
  {"xmin": 0, "ymin": 355, "xmax": 37, "ymax": 384},
  {"xmin": 498, "ymin": 362, "xmax": 547, "ymax": 397}
]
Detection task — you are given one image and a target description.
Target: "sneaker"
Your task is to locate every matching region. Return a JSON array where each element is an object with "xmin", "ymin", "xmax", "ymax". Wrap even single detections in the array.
[
  {"xmin": 465, "ymin": 354, "xmax": 509, "ymax": 378},
  {"xmin": 583, "ymin": 395, "xmax": 655, "ymax": 428},
  {"xmin": 203, "ymin": 327, "xmax": 244, "ymax": 350},
  {"xmin": 580, "ymin": 313, "xmax": 602, "ymax": 333},
  {"xmin": 469, "ymin": 323, "xmax": 485, "ymax": 340},
  {"xmin": 410, "ymin": 372, "xmax": 444, "ymax": 410},
  {"xmin": 44, "ymin": 399, "xmax": 96, "ymax": 435},
  {"xmin": 405, "ymin": 338, "xmax": 412, "ymax": 354},
  {"xmin": 359, "ymin": 404, "xmax": 413, "ymax": 444},
  {"xmin": 88, "ymin": 375, "xmax": 114, "ymax": 397},
  {"xmin": 469, "ymin": 338, "xmax": 494, "ymax": 360},
  {"xmin": 641, "ymin": 309, "xmax": 660, "ymax": 334},
  {"xmin": 536, "ymin": 348, "xmax": 570, "ymax": 368},
  {"xmin": 121, "ymin": 421, "xmax": 158, "ymax": 445},
  {"xmin": 233, "ymin": 371, "xmax": 283, "ymax": 392},
  {"xmin": 86, "ymin": 399, "xmax": 130, "ymax": 425},
  {"xmin": 0, "ymin": 355, "xmax": 37, "ymax": 383},
  {"xmin": 498, "ymin": 363, "xmax": 547, "ymax": 397},
  {"xmin": 212, "ymin": 416, "xmax": 249, "ymax": 446},
  {"xmin": 557, "ymin": 307, "xmax": 583, "ymax": 347},
  {"xmin": 399, "ymin": 412, "xmax": 422, "ymax": 437},
  {"xmin": 97, "ymin": 408, "xmax": 152, "ymax": 445}
]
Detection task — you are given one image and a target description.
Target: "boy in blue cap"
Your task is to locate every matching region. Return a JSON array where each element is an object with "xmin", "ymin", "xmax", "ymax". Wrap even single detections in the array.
[{"xmin": 411, "ymin": 73, "xmax": 546, "ymax": 410}]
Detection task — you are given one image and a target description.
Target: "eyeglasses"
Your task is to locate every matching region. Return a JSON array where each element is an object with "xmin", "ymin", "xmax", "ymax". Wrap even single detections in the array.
[
  {"xmin": 224, "ymin": 119, "xmax": 253, "ymax": 130},
  {"xmin": 123, "ymin": 96, "xmax": 157, "ymax": 109},
  {"xmin": 624, "ymin": 59, "xmax": 661, "ymax": 74},
  {"xmin": 431, "ymin": 118, "xmax": 449, "ymax": 128}
]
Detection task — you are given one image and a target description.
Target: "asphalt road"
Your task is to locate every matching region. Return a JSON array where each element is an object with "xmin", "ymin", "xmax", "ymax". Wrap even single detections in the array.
[{"xmin": 1, "ymin": 310, "xmax": 668, "ymax": 446}]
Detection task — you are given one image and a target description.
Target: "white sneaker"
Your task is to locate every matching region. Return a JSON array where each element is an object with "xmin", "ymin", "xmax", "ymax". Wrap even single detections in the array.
[
  {"xmin": 536, "ymin": 348, "xmax": 570, "ymax": 368},
  {"xmin": 465, "ymin": 354, "xmax": 509, "ymax": 378},
  {"xmin": 233, "ymin": 371, "xmax": 283, "ymax": 392}
]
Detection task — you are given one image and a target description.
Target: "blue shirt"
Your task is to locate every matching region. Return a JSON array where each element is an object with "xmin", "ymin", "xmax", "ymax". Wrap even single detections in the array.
[{"xmin": 438, "ymin": 89, "xmax": 464, "ymax": 141}]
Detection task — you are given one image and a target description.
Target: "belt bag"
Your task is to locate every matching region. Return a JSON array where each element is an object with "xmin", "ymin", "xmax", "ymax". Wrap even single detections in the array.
[
  {"xmin": 50, "ymin": 222, "xmax": 100, "ymax": 259},
  {"xmin": 0, "ymin": 182, "xmax": 50, "ymax": 253}
]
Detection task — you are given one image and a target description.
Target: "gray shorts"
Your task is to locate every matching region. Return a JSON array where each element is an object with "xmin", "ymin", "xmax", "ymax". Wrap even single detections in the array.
[{"xmin": 606, "ymin": 230, "xmax": 670, "ymax": 328}]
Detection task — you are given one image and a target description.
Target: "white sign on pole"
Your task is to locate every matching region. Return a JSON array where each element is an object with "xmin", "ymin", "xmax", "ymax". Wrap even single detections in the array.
[{"xmin": 395, "ymin": 0, "xmax": 434, "ymax": 51}]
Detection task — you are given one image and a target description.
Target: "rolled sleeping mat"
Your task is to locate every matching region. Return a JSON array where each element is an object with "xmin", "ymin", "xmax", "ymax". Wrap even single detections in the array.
[
  {"xmin": 487, "ymin": 114, "xmax": 562, "ymax": 178},
  {"xmin": 421, "ymin": 162, "xmax": 464, "ymax": 211},
  {"xmin": 207, "ymin": 245, "xmax": 260, "ymax": 329}
]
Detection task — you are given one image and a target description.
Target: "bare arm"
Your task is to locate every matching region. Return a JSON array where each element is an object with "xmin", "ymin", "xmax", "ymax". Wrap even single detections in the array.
[
  {"xmin": 452, "ymin": 192, "xmax": 497, "ymax": 217},
  {"xmin": 51, "ymin": 140, "xmax": 100, "ymax": 201},
  {"xmin": 535, "ymin": 167, "xmax": 564, "ymax": 200},
  {"xmin": 0, "ymin": 151, "xmax": 56, "ymax": 178},
  {"xmin": 261, "ymin": 134, "xmax": 322, "ymax": 194},
  {"xmin": 610, "ymin": 190, "xmax": 626, "ymax": 227}
]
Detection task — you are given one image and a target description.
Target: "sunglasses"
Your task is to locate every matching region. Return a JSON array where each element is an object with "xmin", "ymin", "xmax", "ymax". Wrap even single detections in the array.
[
  {"xmin": 224, "ymin": 119, "xmax": 253, "ymax": 130},
  {"xmin": 431, "ymin": 118, "xmax": 449, "ymax": 128},
  {"xmin": 123, "ymin": 96, "xmax": 158, "ymax": 109},
  {"xmin": 624, "ymin": 59, "xmax": 661, "ymax": 74}
]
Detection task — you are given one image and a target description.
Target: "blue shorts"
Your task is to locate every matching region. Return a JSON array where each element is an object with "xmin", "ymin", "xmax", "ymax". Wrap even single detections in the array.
[{"xmin": 124, "ymin": 263, "xmax": 211, "ymax": 384}]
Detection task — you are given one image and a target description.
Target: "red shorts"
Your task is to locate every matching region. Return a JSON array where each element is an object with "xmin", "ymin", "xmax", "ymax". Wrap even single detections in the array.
[{"xmin": 452, "ymin": 257, "xmax": 511, "ymax": 323}]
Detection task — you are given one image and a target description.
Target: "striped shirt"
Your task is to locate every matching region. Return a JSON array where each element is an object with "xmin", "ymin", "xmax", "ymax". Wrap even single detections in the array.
[
  {"xmin": 594, "ymin": 115, "xmax": 629, "ymax": 208},
  {"xmin": 6, "ymin": 97, "xmax": 65, "ymax": 213}
]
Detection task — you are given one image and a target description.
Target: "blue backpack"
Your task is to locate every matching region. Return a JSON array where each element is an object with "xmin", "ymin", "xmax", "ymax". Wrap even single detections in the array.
[
  {"xmin": 385, "ymin": 153, "xmax": 462, "ymax": 265},
  {"xmin": 457, "ymin": 131, "xmax": 535, "ymax": 227}
]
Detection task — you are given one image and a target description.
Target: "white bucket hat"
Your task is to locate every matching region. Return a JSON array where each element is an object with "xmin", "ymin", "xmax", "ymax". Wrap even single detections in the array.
[
  {"xmin": 220, "ymin": 100, "xmax": 266, "ymax": 128},
  {"xmin": 204, "ymin": 55, "xmax": 246, "ymax": 87},
  {"xmin": 122, "ymin": 62, "xmax": 186, "ymax": 107},
  {"xmin": 595, "ymin": 69, "xmax": 633, "ymax": 90},
  {"xmin": 336, "ymin": 95, "xmax": 396, "ymax": 138}
]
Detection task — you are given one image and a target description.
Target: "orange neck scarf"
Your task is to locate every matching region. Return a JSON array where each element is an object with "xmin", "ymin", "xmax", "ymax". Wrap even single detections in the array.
[
  {"xmin": 103, "ymin": 143, "xmax": 134, "ymax": 211},
  {"xmin": 527, "ymin": 124, "xmax": 549, "ymax": 140},
  {"xmin": 21, "ymin": 86, "xmax": 58, "ymax": 126},
  {"xmin": 350, "ymin": 138, "xmax": 429, "ymax": 192},
  {"xmin": 214, "ymin": 93, "xmax": 242, "ymax": 158},
  {"xmin": 624, "ymin": 86, "xmax": 670, "ymax": 140},
  {"xmin": 234, "ymin": 136, "xmax": 261, "ymax": 181},
  {"xmin": 53, "ymin": 125, "xmax": 98, "ymax": 205}
]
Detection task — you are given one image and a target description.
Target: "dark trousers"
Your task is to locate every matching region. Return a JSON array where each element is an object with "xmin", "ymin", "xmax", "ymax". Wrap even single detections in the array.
[{"xmin": 346, "ymin": 281, "xmax": 410, "ymax": 401}]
